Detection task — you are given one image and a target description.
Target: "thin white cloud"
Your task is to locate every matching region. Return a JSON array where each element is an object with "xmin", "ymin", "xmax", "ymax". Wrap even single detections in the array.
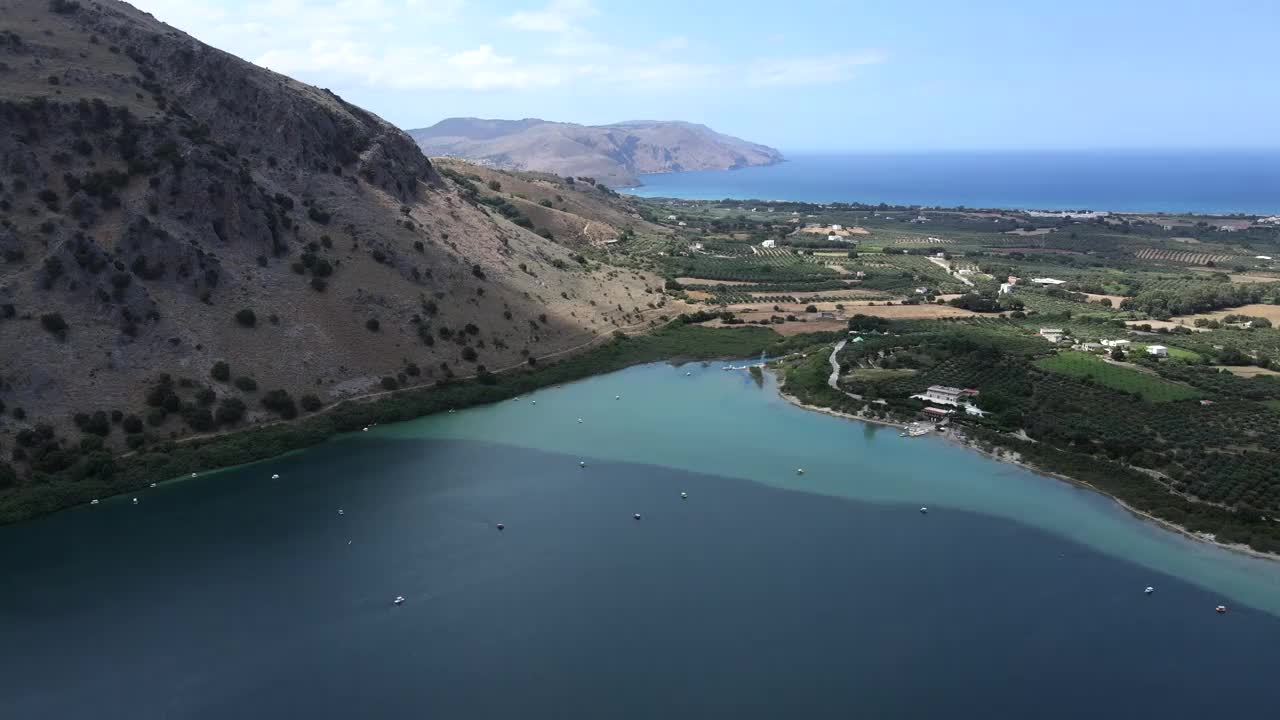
[
  {"xmin": 746, "ymin": 51, "xmax": 886, "ymax": 87},
  {"xmin": 505, "ymin": 0, "xmax": 597, "ymax": 33}
]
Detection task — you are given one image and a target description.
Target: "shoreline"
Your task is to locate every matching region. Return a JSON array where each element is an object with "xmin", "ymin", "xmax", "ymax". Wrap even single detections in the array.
[{"xmin": 775, "ymin": 382, "xmax": 1280, "ymax": 563}]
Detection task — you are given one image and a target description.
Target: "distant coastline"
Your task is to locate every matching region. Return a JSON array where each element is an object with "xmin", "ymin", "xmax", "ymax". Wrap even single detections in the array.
[{"xmin": 623, "ymin": 150, "xmax": 1280, "ymax": 216}]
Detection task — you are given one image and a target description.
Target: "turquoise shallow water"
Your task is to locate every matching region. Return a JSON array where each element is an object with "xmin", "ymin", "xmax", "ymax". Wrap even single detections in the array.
[
  {"xmin": 3, "ymin": 361, "xmax": 1280, "ymax": 718},
  {"xmin": 386, "ymin": 362, "xmax": 1280, "ymax": 615}
]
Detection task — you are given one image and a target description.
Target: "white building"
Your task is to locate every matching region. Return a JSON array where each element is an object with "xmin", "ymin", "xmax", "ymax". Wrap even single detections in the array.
[
  {"xmin": 1031, "ymin": 277, "xmax": 1066, "ymax": 286},
  {"xmin": 999, "ymin": 283, "xmax": 1014, "ymax": 295},
  {"xmin": 828, "ymin": 234, "xmax": 842, "ymax": 242},
  {"xmin": 1147, "ymin": 345, "xmax": 1169, "ymax": 357},
  {"xmin": 1100, "ymin": 339, "xmax": 1131, "ymax": 349},
  {"xmin": 677, "ymin": 221, "xmax": 687, "ymax": 227},
  {"xmin": 830, "ymin": 224, "xmax": 843, "ymax": 231},
  {"xmin": 761, "ymin": 239, "xmax": 776, "ymax": 249},
  {"xmin": 917, "ymin": 385, "xmax": 964, "ymax": 405}
]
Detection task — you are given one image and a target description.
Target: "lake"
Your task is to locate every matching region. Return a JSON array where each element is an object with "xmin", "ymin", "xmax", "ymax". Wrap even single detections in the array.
[
  {"xmin": 624, "ymin": 151, "xmax": 1280, "ymax": 215},
  {"xmin": 3, "ymin": 363, "xmax": 1279, "ymax": 718}
]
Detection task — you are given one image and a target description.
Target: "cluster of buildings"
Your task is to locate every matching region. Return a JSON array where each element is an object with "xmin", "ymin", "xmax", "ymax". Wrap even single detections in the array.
[{"xmin": 1038, "ymin": 330, "xmax": 1168, "ymax": 357}]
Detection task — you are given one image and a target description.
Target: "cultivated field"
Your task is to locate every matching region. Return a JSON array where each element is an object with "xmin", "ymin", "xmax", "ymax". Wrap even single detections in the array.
[{"xmin": 1034, "ymin": 352, "xmax": 1202, "ymax": 402}]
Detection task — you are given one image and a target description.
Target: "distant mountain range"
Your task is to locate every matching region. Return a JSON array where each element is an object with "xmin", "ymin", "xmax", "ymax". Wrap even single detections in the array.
[{"xmin": 408, "ymin": 118, "xmax": 784, "ymax": 186}]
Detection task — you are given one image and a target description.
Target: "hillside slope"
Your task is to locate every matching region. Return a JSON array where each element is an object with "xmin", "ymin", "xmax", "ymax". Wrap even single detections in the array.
[
  {"xmin": 409, "ymin": 117, "xmax": 783, "ymax": 186},
  {"xmin": 0, "ymin": 0, "xmax": 675, "ymax": 494}
]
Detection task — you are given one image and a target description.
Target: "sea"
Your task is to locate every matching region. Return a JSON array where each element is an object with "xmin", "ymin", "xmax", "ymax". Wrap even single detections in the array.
[
  {"xmin": 3, "ymin": 363, "xmax": 1280, "ymax": 719},
  {"xmin": 624, "ymin": 151, "xmax": 1280, "ymax": 215}
]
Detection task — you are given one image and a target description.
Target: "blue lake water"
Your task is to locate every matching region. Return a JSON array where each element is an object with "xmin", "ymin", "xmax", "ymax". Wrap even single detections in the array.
[
  {"xmin": 624, "ymin": 151, "xmax": 1280, "ymax": 215},
  {"xmin": 3, "ymin": 363, "xmax": 1279, "ymax": 718}
]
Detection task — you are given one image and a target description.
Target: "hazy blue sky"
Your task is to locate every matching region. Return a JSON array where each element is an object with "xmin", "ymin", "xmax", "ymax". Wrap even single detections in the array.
[{"xmin": 131, "ymin": 0, "xmax": 1278, "ymax": 151}]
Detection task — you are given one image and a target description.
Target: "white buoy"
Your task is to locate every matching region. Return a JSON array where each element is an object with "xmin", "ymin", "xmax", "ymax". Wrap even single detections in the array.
[
  {"xmin": 633, "ymin": 513, "xmax": 642, "ymax": 521},
  {"xmin": 90, "ymin": 499, "xmax": 100, "ymax": 505},
  {"xmin": 393, "ymin": 596, "xmax": 405, "ymax": 606},
  {"xmin": 132, "ymin": 498, "xmax": 139, "ymax": 505},
  {"xmin": 1145, "ymin": 586, "xmax": 1154, "ymax": 594},
  {"xmin": 577, "ymin": 418, "xmax": 583, "ymax": 424},
  {"xmin": 579, "ymin": 461, "xmax": 586, "ymax": 468},
  {"xmin": 190, "ymin": 472, "xmax": 197, "ymax": 478},
  {"xmin": 338, "ymin": 509, "xmax": 344, "ymax": 516},
  {"xmin": 919, "ymin": 506, "xmax": 928, "ymax": 514},
  {"xmin": 362, "ymin": 427, "xmax": 369, "ymax": 432},
  {"xmin": 681, "ymin": 492, "xmax": 688, "ymax": 499}
]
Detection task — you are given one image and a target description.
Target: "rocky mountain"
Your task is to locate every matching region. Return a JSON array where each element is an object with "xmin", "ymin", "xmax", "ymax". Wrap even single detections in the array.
[
  {"xmin": 409, "ymin": 118, "xmax": 784, "ymax": 187},
  {"xmin": 0, "ymin": 0, "xmax": 675, "ymax": 494}
]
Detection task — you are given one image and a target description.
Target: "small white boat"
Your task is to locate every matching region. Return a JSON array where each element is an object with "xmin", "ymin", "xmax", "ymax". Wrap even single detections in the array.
[
  {"xmin": 496, "ymin": 523, "xmax": 505, "ymax": 531},
  {"xmin": 150, "ymin": 483, "xmax": 157, "ymax": 488},
  {"xmin": 132, "ymin": 498, "xmax": 139, "ymax": 505},
  {"xmin": 531, "ymin": 400, "xmax": 536, "ymax": 405},
  {"xmin": 362, "ymin": 427, "xmax": 369, "ymax": 432},
  {"xmin": 271, "ymin": 474, "xmax": 280, "ymax": 480},
  {"xmin": 1216, "ymin": 605, "xmax": 1227, "ymax": 614},
  {"xmin": 633, "ymin": 513, "xmax": 642, "ymax": 520},
  {"xmin": 393, "ymin": 596, "xmax": 405, "ymax": 606},
  {"xmin": 337, "ymin": 509, "xmax": 344, "ymax": 516},
  {"xmin": 919, "ymin": 507, "xmax": 928, "ymax": 514},
  {"xmin": 795, "ymin": 468, "xmax": 805, "ymax": 475},
  {"xmin": 579, "ymin": 461, "xmax": 586, "ymax": 468},
  {"xmin": 685, "ymin": 372, "xmax": 691, "ymax": 376},
  {"xmin": 681, "ymin": 492, "xmax": 688, "ymax": 500},
  {"xmin": 1145, "ymin": 586, "xmax": 1154, "ymax": 594},
  {"xmin": 90, "ymin": 499, "xmax": 100, "ymax": 505},
  {"xmin": 448, "ymin": 409, "xmax": 456, "ymax": 414},
  {"xmin": 190, "ymin": 472, "xmax": 198, "ymax": 478},
  {"xmin": 514, "ymin": 397, "xmax": 520, "ymax": 401},
  {"xmin": 577, "ymin": 418, "xmax": 583, "ymax": 424}
]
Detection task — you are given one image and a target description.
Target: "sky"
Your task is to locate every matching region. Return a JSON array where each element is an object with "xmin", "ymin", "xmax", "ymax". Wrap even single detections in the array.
[{"xmin": 128, "ymin": 0, "xmax": 1280, "ymax": 152}]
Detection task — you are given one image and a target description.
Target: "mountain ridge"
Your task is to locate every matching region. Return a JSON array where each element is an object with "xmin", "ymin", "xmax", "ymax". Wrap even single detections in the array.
[
  {"xmin": 0, "ymin": 0, "xmax": 676, "ymax": 500},
  {"xmin": 408, "ymin": 117, "xmax": 784, "ymax": 186}
]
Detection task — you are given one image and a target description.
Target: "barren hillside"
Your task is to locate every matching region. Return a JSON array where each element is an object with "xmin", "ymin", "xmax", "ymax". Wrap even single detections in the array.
[{"xmin": 0, "ymin": 0, "xmax": 675, "ymax": 488}]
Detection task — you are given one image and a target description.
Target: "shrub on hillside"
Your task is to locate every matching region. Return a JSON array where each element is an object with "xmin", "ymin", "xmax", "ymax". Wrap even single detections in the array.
[
  {"xmin": 235, "ymin": 308, "xmax": 256, "ymax": 327},
  {"xmin": 210, "ymin": 362, "xmax": 231, "ymax": 382},
  {"xmin": 260, "ymin": 389, "xmax": 297, "ymax": 419}
]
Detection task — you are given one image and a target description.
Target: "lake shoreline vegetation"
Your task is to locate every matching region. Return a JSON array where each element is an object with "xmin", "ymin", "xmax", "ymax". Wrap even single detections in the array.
[{"xmin": 0, "ymin": 321, "xmax": 820, "ymax": 524}]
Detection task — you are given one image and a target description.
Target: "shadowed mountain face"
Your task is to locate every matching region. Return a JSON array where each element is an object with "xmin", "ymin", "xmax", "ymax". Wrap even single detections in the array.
[
  {"xmin": 409, "ymin": 118, "xmax": 784, "ymax": 186},
  {"xmin": 0, "ymin": 0, "xmax": 671, "ymax": 488}
]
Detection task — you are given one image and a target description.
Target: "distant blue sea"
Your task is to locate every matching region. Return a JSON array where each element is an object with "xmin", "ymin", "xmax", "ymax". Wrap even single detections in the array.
[{"xmin": 625, "ymin": 151, "xmax": 1280, "ymax": 215}]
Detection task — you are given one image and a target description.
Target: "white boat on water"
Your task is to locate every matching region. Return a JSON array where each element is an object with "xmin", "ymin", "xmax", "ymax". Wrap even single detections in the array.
[{"xmin": 901, "ymin": 425, "xmax": 930, "ymax": 437}]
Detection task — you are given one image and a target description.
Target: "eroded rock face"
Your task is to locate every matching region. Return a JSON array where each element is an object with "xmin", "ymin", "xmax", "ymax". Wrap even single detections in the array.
[{"xmin": 0, "ymin": 0, "xmax": 669, "ymax": 482}]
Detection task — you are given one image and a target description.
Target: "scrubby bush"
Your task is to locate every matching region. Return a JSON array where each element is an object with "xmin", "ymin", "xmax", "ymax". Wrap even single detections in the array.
[
  {"xmin": 260, "ymin": 389, "xmax": 297, "ymax": 419},
  {"xmin": 300, "ymin": 394, "xmax": 322, "ymax": 412},
  {"xmin": 380, "ymin": 377, "xmax": 398, "ymax": 391},
  {"xmin": 235, "ymin": 308, "xmax": 256, "ymax": 327},
  {"xmin": 234, "ymin": 376, "xmax": 258, "ymax": 392},
  {"xmin": 40, "ymin": 313, "xmax": 68, "ymax": 338},
  {"xmin": 365, "ymin": 318, "xmax": 380, "ymax": 332},
  {"xmin": 210, "ymin": 361, "xmax": 230, "ymax": 381},
  {"xmin": 215, "ymin": 397, "xmax": 246, "ymax": 424}
]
